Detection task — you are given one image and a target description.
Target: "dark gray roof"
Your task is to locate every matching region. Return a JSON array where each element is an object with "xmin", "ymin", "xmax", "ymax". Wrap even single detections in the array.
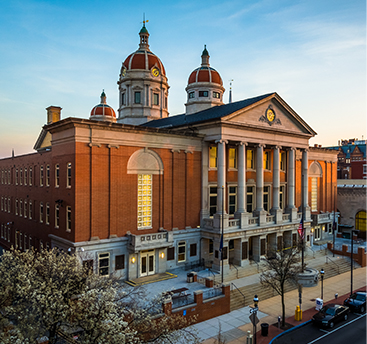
[{"xmin": 142, "ymin": 93, "xmax": 274, "ymax": 129}]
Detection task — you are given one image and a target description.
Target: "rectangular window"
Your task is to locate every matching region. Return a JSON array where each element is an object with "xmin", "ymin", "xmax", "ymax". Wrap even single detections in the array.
[
  {"xmin": 228, "ymin": 148, "xmax": 237, "ymax": 169},
  {"xmin": 280, "ymin": 152, "xmax": 286, "ymax": 171},
  {"xmin": 228, "ymin": 186, "xmax": 237, "ymax": 215},
  {"xmin": 213, "ymin": 91, "xmax": 220, "ymax": 99},
  {"xmin": 29, "ymin": 167, "xmax": 32, "ymax": 186},
  {"xmin": 279, "ymin": 185, "xmax": 285, "ymax": 210},
  {"xmin": 15, "ymin": 169, "xmax": 18, "ymax": 185},
  {"xmin": 242, "ymin": 242, "xmax": 248, "ymax": 259},
  {"xmin": 29, "ymin": 201, "xmax": 32, "ymax": 219},
  {"xmin": 3, "ymin": 197, "xmax": 6, "ymax": 212},
  {"xmin": 246, "ymin": 186, "xmax": 254, "ymax": 213},
  {"xmin": 134, "ymin": 91, "xmax": 141, "ymax": 104},
  {"xmin": 55, "ymin": 164, "xmax": 59, "ymax": 187},
  {"xmin": 153, "ymin": 93, "xmax": 159, "ymax": 105},
  {"xmin": 7, "ymin": 198, "xmax": 10, "ymax": 213},
  {"xmin": 19, "ymin": 200, "xmax": 23, "ymax": 217},
  {"xmin": 55, "ymin": 204, "xmax": 59, "ymax": 228},
  {"xmin": 66, "ymin": 206, "xmax": 71, "ymax": 232},
  {"xmin": 67, "ymin": 163, "xmax": 72, "ymax": 188},
  {"xmin": 46, "ymin": 165, "xmax": 50, "ymax": 186},
  {"xmin": 209, "ymin": 239, "xmax": 214, "ymax": 254},
  {"xmin": 178, "ymin": 241, "xmax": 186, "ymax": 262},
  {"xmin": 24, "ymin": 168, "xmax": 27, "ymax": 185},
  {"xmin": 264, "ymin": 151, "xmax": 271, "ymax": 170},
  {"xmin": 247, "ymin": 149, "xmax": 254, "ymax": 169},
  {"xmin": 40, "ymin": 165, "xmax": 44, "ymax": 186},
  {"xmin": 98, "ymin": 252, "xmax": 110, "ymax": 276},
  {"xmin": 46, "ymin": 203, "xmax": 50, "ymax": 225},
  {"xmin": 190, "ymin": 243, "xmax": 197, "ymax": 257},
  {"xmin": 1, "ymin": 197, "xmax": 3, "ymax": 211},
  {"xmin": 311, "ymin": 177, "xmax": 318, "ymax": 212},
  {"xmin": 137, "ymin": 174, "xmax": 152, "ymax": 229},
  {"xmin": 209, "ymin": 186, "xmax": 217, "ymax": 216},
  {"xmin": 167, "ymin": 247, "xmax": 175, "ymax": 261},
  {"xmin": 199, "ymin": 91, "xmax": 208, "ymax": 97},
  {"xmin": 40, "ymin": 202, "xmax": 44, "ymax": 223},
  {"xmin": 263, "ymin": 186, "xmax": 270, "ymax": 212},
  {"xmin": 15, "ymin": 199, "xmax": 18, "ymax": 215},
  {"xmin": 121, "ymin": 93, "xmax": 126, "ymax": 106},
  {"xmin": 8, "ymin": 168, "xmax": 11, "ymax": 184},
  {"xmin": 20, "ymin": 168, "xmax": 23, "ymax": 185},
  {"xmin": 209, "ymin": 146, "xmax": 217, "ymax": 168},
  {"xmin": 188, "ymin": 91, "xmax": 195, "ymax": 99},
  {"xmin": 115, "ymin": 255, "xmax": 125, "ymax": 270},
  {"xmin": 24, "ymin": 200, "xmax": 27, "ymax": 218}
]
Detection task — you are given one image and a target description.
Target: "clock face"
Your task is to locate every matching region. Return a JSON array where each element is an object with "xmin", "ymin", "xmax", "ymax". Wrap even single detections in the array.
[
  {"xmin": 266, "ymin": 109, "xmax": 275, "ymax": 122},
  {"xmin": 121, "ymin": 68, "xmax": 126, "ymax": 77},
  {"xmin": 152, "ymin": 67, "xmax": 160, "ymax": 77}
]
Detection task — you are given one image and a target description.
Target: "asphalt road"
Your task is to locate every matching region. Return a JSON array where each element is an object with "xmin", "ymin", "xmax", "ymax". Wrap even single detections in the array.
[{"xmin": 273, "ymin": 313, "xmax": 366, "ymax": 344}]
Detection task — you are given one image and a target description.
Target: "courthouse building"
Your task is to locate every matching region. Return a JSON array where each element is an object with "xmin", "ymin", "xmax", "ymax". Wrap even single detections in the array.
[{"xmin": 0, "ymin": 24, "xmax": 338, "ymax": 280}]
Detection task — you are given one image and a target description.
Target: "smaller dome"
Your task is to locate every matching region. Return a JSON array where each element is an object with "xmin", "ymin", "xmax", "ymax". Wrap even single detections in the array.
[
  {"xmin": 188, "ymin": 67, "xmax": 223, "ymax": 85},
  {"xmin": 90, "ymin": 91, "xmax": 116, "ymax": 123}
]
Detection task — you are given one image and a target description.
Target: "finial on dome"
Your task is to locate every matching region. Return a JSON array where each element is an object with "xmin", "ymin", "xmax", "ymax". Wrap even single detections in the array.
[
  {"xmin": 100, "ymin": 89, "xmax": 107, "ymax": 104},
  {"xmin": 201, "ymin": 45, "xmax": 210, "ymax": 67},
  {"xmin": 229, "ymin": 80, "xmax": 233, "ymax": 103}
]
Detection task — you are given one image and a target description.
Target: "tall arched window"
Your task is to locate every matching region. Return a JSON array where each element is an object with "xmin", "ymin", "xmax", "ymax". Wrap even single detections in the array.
[
  {"xmin": 309, "ymin": 161, "xmax": 323, "ymax": 212},
  {"xmin": 355, "ymin": 211, "xmax": 366, "ymax": 233}
]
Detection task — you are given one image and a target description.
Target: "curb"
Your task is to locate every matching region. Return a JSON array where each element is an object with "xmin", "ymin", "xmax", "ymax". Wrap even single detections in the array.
[{"xmin": 268, "ymin": 320, "xmax": 312, "ymax": 344}]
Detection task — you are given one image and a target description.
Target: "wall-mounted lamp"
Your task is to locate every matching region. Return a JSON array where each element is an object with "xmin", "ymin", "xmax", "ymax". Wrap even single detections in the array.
[
  {"xmin": 311, "ymin": 228, "xmax": 314, "ymax": 233},
  {"xmin": 160, "ymin": 252, "xmax": 165, "ymax": 259},
  {"xmin": 131, "ymin": 256, "xmax": 136, "ymax": 264}
]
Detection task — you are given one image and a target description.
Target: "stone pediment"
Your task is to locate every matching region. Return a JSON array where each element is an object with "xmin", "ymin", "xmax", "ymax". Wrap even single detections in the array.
[{"xmin": 223, "ymin": 93, "xmax": 316, "ymax": 136}]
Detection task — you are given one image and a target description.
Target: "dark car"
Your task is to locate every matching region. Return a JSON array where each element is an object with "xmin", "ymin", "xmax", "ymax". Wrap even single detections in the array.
[
  {"xmin": 344, "ymin": 291, "xmax": 366, "ymax": 313},
  {"xmin": 312, "ymin": 304, "xmax": 349, "ymax": 328}
]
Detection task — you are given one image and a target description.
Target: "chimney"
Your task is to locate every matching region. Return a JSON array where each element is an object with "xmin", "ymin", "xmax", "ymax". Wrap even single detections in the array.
[{"xmin": 46, "ymin": 106, "xmax": 62, "ymax": 124}]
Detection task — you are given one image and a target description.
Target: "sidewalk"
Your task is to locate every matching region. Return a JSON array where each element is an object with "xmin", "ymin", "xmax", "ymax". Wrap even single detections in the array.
[{"xmin": 195, "ymin": 266, "xmax": 366, "ymax": 344}]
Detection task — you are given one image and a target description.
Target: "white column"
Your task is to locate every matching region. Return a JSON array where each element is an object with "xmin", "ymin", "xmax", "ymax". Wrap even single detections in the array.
[
  {"xmin": 272, "ymin": 146, "xmax": 281, "ymax": 210},
  {"xmin": 216, "ymin": 140, "xmax": 227, "ymax": 214},
  {"xmin": 237, "ymin": 142, "xmax": 247, "ymax": 213},
  {"xmin": 287, "ymin": 148, "xmax": 296, "ymax": 209},
  {"xmin": 255, "ymin": 144, "xmax": 265, "ymax": 212},
  {"xmin": 302, "ymin": 148, "xmax": 310, "ymax": 220}
]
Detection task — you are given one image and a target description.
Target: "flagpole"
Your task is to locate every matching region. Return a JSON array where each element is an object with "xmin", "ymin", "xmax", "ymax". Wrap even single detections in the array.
[
  {"xmin": 301, "ymin": 170, "xmax": 305, "ymax": 273},
  {"xmin": 221, "ymin": 185, "xmax": 224, "ymax": 284},
  {"xmin": 333, "ymin": 185, "xmax": 336, "ymax": 257}
]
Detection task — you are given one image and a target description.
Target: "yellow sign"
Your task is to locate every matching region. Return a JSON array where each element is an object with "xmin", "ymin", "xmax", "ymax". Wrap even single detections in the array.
[
  {"xmin": 152, "ymin": 67, "xmax": 160, "ymax": 77},
  {"xmin": 267, "ymin": 109, "xmax": 275, "ymax": 122}
]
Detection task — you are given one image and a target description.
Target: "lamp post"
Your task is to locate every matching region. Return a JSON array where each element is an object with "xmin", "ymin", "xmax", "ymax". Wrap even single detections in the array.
[
  {"xmin": 320, "ymin": 268, "xmax": 324, "ymax": 300},
  {"xmin": 253, "ymin": 294, "xmax": 259, "ymax": 344},
  {"xmin": 350, "ymin": 229, "xmax": 358, "ymax": 295}
]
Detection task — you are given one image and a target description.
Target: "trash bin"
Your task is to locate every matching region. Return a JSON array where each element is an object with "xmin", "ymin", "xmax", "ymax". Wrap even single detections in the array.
[
  {"xmin": 187, "ymin": 272, "xmax": 194, "ymax": 283},
  {"xmin": 261, "ymin": 323, "xmax": 269, "ymax": 336}
]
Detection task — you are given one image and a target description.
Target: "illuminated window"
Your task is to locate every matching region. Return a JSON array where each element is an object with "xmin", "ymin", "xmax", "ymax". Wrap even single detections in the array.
[
  {"xmin": 55, "ymin": 164, "xmax": 59, "ymax": 187},
  {"xmin": 40, "ymin": 165, "xmax": 44, "ymax": 186},
  {"xmin": 137, "ymin": 174, "xmax": 152, "ymax": 229},
  {"xmin": 264, "ymin": 151, "xmax": 271, "ymax": 170},
  {"xmin": 213, "ymin": 91, "xmax": 220, "ymax": 99},
  {"xmin": 228, "ymin": 148, "xmax": 237, "ymax": 169},
  {"xmin": 67, "ymin": 163, "xmax": 72, "ymax": 188},
  {"xmin": 311, "ymin": 177, "xmax": 318, "ymax": 212},
  {"xmin": 280, "ymin": 152, "xmax": 286, "ymax": 171},
  {"xmin": 66, "ymin": 206, "xmax": 72, "ymax": 232},
  {"xmin": 98, "ymin": 253, "xmax": 110, "ymax": 276},
  {"xmin": 178, "ymin": 241, "xmax": 186, "ymax": 262},
  {"xmin": 209, "ymin": 146, "xmax": 217, "ymax": 168},
  {"xmin": 355, "ymin": 211, "xmax": 366, "ymax": 233},
  {"xmin": 247, "ymin": 149, "xmax": 254, "ymax": 169}
]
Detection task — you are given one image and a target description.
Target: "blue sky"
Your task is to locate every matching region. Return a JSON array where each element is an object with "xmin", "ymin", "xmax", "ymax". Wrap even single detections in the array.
[{"xmin": 0, "ymin": 0, "xmax": 365, "ymax": 158}]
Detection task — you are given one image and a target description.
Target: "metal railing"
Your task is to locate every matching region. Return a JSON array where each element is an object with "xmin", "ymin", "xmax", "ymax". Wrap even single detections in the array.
[
  {"xmin": 172, "ymin": 294, "xmax": 195, "ymax": 309},
  {"xmin": 231, "ymin": 282, "xmax": 246, "ymax": 302},
  {"xmin": 230, "ymin": 263, "xmax": 239, "ymax": 279},
  {"xmin": 202, "ymin": 286, "xmax": 223, "ymax": 300},
  {"xmin": 326, "ymin": 256, "xmax": 340, "ymax": 274}
]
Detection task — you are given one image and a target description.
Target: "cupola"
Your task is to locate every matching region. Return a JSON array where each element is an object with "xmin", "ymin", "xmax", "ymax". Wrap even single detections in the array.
[{"xmin": 90, "ymin": 91, "xmax": 116, "ymax": 123}]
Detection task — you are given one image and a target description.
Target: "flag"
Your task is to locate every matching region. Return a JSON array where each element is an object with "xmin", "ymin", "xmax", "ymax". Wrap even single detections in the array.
[{"xmin": 298, "ymin": 216, "xmax": 304, "ymax": 240}]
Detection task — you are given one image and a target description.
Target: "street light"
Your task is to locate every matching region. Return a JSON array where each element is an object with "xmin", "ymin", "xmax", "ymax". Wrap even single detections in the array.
[
  {"xmin": 320, "ymin": 269, "xmax": 324, "ymax": 300},
  {"xmin": 253, "ymin": 295, "xmax": 259, "ymax": 344},
  {"xmin": 350, "ymin": 229, "xmax": 359, "ymax": 295}
]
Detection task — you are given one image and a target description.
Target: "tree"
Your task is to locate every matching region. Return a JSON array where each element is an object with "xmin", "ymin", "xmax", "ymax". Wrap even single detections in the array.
[
  {"xmin": 0, "ymin": 248, "xmax": 198, "ymax": 344},
  {"xmin": 259, "ymin": 246, "xmax": 302, "ymax": 327}
]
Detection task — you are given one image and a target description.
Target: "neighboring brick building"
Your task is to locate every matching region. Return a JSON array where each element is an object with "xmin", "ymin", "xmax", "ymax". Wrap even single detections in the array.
[
  {"xmin": 0, "ymin": 24, "xmax": 338, "ymax": 281},
  {"xmin": 326, "ymin": 138, "xmax": 367, "ymax": 179}
]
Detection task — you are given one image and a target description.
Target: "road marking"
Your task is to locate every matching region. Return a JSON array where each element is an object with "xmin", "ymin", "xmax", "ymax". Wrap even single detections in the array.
[
  {"xmin": 308, "ymin": 314, "xmax": 366, "ymax": 344},
  {"xmin": 319, "ymin": 329, "xmax": 328, "ymax": 333}
]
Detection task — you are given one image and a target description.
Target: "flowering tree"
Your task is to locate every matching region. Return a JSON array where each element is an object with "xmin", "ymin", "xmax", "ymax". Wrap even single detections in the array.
[{"xmin": 0, "ymin": 248, "xmax": 198, "ymax": 344}]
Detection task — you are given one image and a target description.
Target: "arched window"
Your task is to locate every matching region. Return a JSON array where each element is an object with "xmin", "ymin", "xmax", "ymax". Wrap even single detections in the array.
[
  {"xmin": 309, "ymin": 161, "xmax": 323, "ymax": 212},
  {"xmin": 355, "ymin": 211, "xmax": 366, "ymax": 233}
]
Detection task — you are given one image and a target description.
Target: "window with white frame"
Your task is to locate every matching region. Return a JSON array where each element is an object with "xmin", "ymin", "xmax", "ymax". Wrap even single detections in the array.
[
  {"xmin": 66, "ymin": 206, "xmax": 72, "ymax": 232},
  {"xmin": 279, "ymin": 185, "xmax": 285, "ymax": 210},
  {"xmin": 3, "ymin": 197, "xmax": 6, "ymax": 212},
  {"xmin": 20, "ymin": 168, "xmax": 23, "ymax": 185},
  {"xmin": 178, "ymin": 241, "xmax": 186, "ymax": 262},
  {"xmin": 19, "ymin": 200, "xmax": 23, "ymax": 216},
  {"xmin": 46, "ymin": 165, "xmax": 50, "ymax": 186},
  {"xmin": 40, "ymin": 202, "xmax": 44, "ymax": 223},
  {"xmin": 29, "ymin": 200, "xmax": 32, "ymax": 219},
  {"xmin": 246, "ymin": 186, "xmax": 255, "ymax": 213},
  {"xmin": 15, "ymin": 199, "xmax": 18, "ymax": 215},
  {"xmin": 209, "ymin": 146, "xmax": 217, "ymax": 168},
  {"xmin": 280, "ymin": 152, "xmax": 286, "ymax": 171},
  {"xmin": 24, "ymin": 200, "xmax": 27, "ymax": 218},
  {"xmin": 247, "ymin": 149, "xmax": 255, "ymax": 169},
  {"xmin": 137, "ymin": 174, "xmax": 152, "ymax": 229},
  {"xmin": 55, "ymin": 164, "xmax": 59, "ymax": 187},
  {"xmin": 1, "ymin": 197, "xmax": 3, "ymax": 211},
  {"xmin": 67, "ymin": 163, "xmax": 72, "ymax": 188},
  {"xmin": 7, "ymin": 198, "xmax": 10, "ymax": 213},
  {"xmin": 263, "ymin": 186, "xmax": 270, "ymax": 212},
  {"xmin": 55, "ymin": 204, "xmax": 60, "ymax": 228},
  {"xmin": 311, "ymin": 177, "xmax": 318, "ymax": 212},
  {"xmin": 209, "ymin": 186, "xmax": 217, "ymax": 216},
  {"xmin": 40, "ymin": 165, "xmax": 44, "ymax": 186},
  {"xmin": 29, "ymin": 167, "xmax": 32, "ymax": 185},
  {"xmin": 46, "ymin": 203, "xmax": 50, "ymax": 224},
  {"xmin": 228, "ymin": 148, "xmax": 237, "ymax": 169},
  {"xmin": 24, "ymin": 168, "xmax": 27, "ymax": 185},
  {"xmin": 98, "ymin": 252, "xmax": 110, "ymax": 276},
  {"xmin": 264, "ymin": 151, "xmax": 271, "ymax": 170},
  {"xmin": 228, "ymin": 186, "xmax": 237, "ymax": 215},
  {"xmin": 15, "ymin": 168, "xmax": 18, "ymax": 185}
]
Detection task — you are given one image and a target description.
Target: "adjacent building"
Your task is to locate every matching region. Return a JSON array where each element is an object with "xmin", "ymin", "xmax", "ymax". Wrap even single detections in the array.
[{"xmin": 0, "ymin": 24, "xmax": 338, "ymax": 280}]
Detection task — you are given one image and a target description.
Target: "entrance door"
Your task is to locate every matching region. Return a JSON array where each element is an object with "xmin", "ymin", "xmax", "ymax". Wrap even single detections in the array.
[{"xmin": 140, "ymin": 250, "xmax": 155, "ymax": 277}]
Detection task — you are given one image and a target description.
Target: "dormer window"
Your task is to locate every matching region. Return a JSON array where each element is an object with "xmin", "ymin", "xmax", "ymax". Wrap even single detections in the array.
[
  {"xmin": 199, "ymin": 91, "xmax": 208, "ymax": 97},
  {"xmin": 188, "ymin": 92, "xmax": 195, "ymax": 99}
]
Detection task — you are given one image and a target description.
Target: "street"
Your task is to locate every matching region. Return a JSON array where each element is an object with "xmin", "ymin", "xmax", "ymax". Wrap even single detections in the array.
[{"xmin": 272, "ymin": 313, "xmax": 366, "ymax": 344}]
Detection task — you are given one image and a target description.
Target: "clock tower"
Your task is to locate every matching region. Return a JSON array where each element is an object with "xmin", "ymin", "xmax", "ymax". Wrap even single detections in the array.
[{"xmin": 117, "ymin": 23, "xmax": 170, "ymax": 125}]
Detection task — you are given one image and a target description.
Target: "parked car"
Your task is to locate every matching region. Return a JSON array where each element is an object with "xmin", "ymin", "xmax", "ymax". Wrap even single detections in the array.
[
  {"xmin": 344, "ymin": 291, "xmax": 366, "ymax": 313},
  {"xmin": 312, "ymin": 304, "xmax": 349, "ymax": 328}
]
